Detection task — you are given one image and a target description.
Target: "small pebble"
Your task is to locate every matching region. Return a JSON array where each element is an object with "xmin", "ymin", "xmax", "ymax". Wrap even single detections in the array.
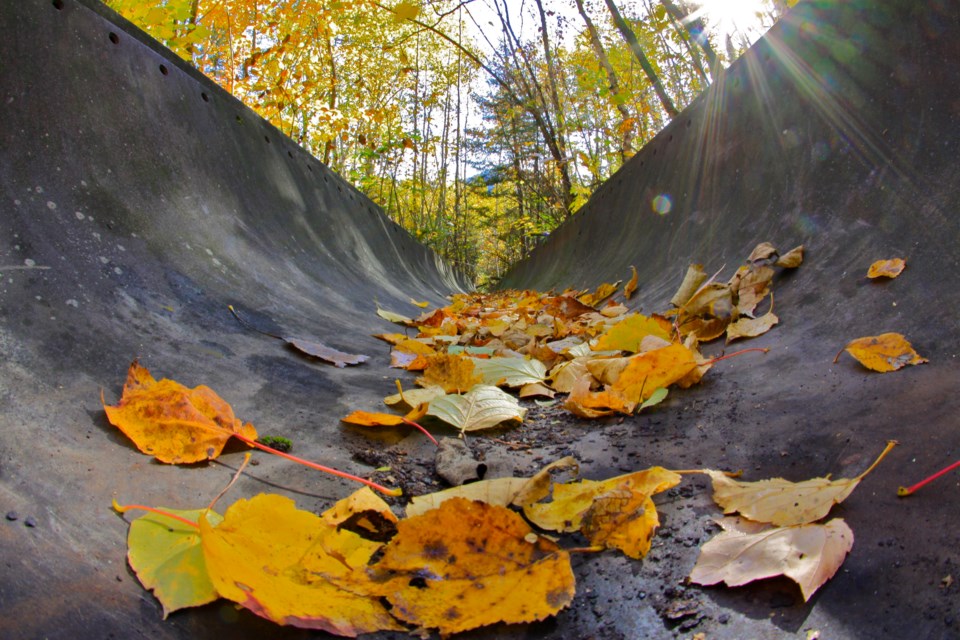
[
  {"xmin": 5, "ymin": 511, "xmax": 19, "ymax": 522},
  {"xmin": 24, "ymin": 516, "xmax": 37, "ymax": 528}
]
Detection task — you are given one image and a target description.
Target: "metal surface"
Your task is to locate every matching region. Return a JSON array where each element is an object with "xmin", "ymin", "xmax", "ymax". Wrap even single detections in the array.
[{"xmin": 1, "ymin": 0, "xmax": 958, "ymax": 638}]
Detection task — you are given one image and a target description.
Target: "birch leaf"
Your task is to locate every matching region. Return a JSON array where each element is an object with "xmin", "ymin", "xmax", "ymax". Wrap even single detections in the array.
[{"xmin": 426, "ymin": 385, "xmax": 526, "ymax": 432}]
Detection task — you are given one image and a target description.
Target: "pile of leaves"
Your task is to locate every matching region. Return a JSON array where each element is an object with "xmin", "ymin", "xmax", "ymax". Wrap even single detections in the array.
[
  {"xmin": 350, "ymin": 242, "xmax": 803, "ymax": 433},
  {"xmin": 104, "ymin": 242, "xmax": 935, "ymax": 636}
]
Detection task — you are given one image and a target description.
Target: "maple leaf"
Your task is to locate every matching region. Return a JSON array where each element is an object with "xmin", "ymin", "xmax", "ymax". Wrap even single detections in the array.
[
  {"xmin": 426, "ymin": 385, "xmax": 526, "ymax": 432},
  {"xmin": 200, "ymin": 493, "xmax": 403, "ymax": 634},
  {"xmin": 867, "ymin": 258, "xmax": 906, "ymax": 279},
  {"xmin": 121, "ymin": 505, "xmax": 223, "ymax": 617},
  {"xmin": 836, "ymin": 333, "xmax": 927, "ymax": 372},
  {"xmin": 689, "ymin": 516, "xmax": 854, "ymax": 601},
  {"xmin": 366, "ymin": 498, "xmax": 575, "ymax": 635},
  {"xmin": 704, "ymin": 441, "xmax": 897, "ymax": 526},
  {"xmin": 103, "ymin": 360, "xmax": 258, "ymax": 464}
]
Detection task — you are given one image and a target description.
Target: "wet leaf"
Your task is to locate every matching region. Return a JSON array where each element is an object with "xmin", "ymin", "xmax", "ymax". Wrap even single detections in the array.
[
  {"xmin": 837, "ymin": 333, "xmax": 927, "ymax": 372},
  {"xmin": 867, "ymin": 258, "xmax": 906, "ymax": 279},
  {"xmin": 200, "ymin": 493, "xmax": 402, "ymax": 634},
  {"xmin": 426, "ymin": 385, "xmax": 526, "ymax": 432},
  {"xmin": 286, "ymin": 337, "xmax": 369, "ymax": 368},
  {"xmin": 689, "ymin": 516, "xmax": 854, "ymax": 601},
  {"xmin": 704, "ymin": 441, "xmax": 896, "ymax": 526},
  {"xmin": 367, "ymin": 498, "xmax": 575, "ymax": 635},
  {"xmin": 103, "ymin": 361, "xmax": 258, "ymax": 464},
  {"xmin": 124, "ymin": 507, "xmax": 222, "ymax": 617},
  {"xmin": 416, "ymin": 353, "xmax": 484, "ymax": 393}
]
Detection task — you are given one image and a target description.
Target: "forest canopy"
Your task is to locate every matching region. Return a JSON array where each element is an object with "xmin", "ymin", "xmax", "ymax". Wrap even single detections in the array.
[{"xmin": 106, "ymin": 0, "xmax": 792, "ymax": 285}]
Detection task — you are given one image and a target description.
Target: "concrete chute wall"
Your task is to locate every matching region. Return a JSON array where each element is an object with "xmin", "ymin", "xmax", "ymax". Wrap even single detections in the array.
[{"xmin": 1, "ymin": 0, "xmax": 958, "ymax": 638}]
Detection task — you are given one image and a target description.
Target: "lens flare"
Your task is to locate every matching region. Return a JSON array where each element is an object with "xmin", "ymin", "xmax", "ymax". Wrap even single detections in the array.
[{"xmin": 652, "ymin": 194, "xmax": 673, "ymax": 215}]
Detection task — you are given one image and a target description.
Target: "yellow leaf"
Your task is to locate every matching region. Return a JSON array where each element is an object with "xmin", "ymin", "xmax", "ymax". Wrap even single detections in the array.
[
  {"xmin": 102, "ymin": 361, "xmax": 257, "ymax": 464},
  {"xmin": 405, "ymin": 457, "xmax": 579, "ymax": 517},
  {"xmin": 704, "ymin": 441, "xmax": 897, "ymax": 526},
  {"xmin": 524, "ymin": 467, "xmax": 680, "ymax": 557},
  {"xmin": 383, "ymin": 384, "xmax": 446, "ymax": 410},
  {"xmin": 368, "ymin": 498, "xmax": 575, "ymax": 635},
  {"xmin": 376, "ymin": 307, "xmax": 413, "ymax": 324},
  {"xmin": 341, "ymin": 410, "xmax": 405, "ymax": 426},
  {"xmin": 200, "ymin": 494, "xmax": 402, "ymax": 633},
  {"xmin": 592, "ymin": 313, "xmax": 673, "ymax": 352},
  {"xmin": 776, "ymin": 245, "xmax": 804, "ymax": 268},
  {"xmin": 670, "ymin": 264, "xmax": 707, "ymax": 308},
  {"xmin": 563, "ymin": 375, "xmax": 633, "ymax": 417},
  {"xmin": 689, "ymin": 516, "xmax": 854, "ymax": 601},
  {"xmin": 867, "ymin": 258, "xmax": 906, "ymax": 279},
  {"xmin": 726, "ymin": 309, "xmax": 779, "ymax": 343},
  {"xmin": 410, "ymin": 298, "xmax": 430, "ymax": 307},
  {"xmin": 623, "ymin": 266, "xmax": 639, "ymax": 299},
  {"xmin": 391, "ymin": 0, "xmax": 420, "ymax": 21},
  {"xmin": 730, "ymin": 264, "xmax": 774, "ymax": 317},
  {"xmin": 416, "ymin": 353, "xmax": 483, "ymax": 393},
  {"xmin": 837, "ymin": 333, "xmax": 927, "ymax": 372},
  {"xmin": 610, "ymin": 343, "xmax": 698, "ymax": 404}
]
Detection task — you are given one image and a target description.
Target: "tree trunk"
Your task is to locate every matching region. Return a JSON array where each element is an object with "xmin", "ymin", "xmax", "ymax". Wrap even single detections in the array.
[
  {"xmin": 660, "ymin": 0, "xmax": 721, "ymax": 80},
  {"xmin": 573, "ymin": 0, "xmax": 635, "ymax": 160},
  {"xmin": 602, "ymin": 0, "xmax": 679, "ymax": 118}
]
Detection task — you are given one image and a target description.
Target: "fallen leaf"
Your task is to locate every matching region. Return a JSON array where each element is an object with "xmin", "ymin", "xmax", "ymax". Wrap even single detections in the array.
[
  {"xmin": 748, "ymin": 242, "xmax": 779, "ymax": 264},
  {"xmin": 563, "ymin": 375, "xmax": 633, "ymax": 417},
  {"xmin": 610, "ymin": 343, "xmax": 698, "ymax": 405},
  {"xmin": 367, "ymin": 498, "xmax": 575, "ymax": 635},
  {"xmin": 406, "ymin": 457, "xmax": 578, "ymax": 517},
  {"xmin": 592, "ymin": 313, "xmax": 673, "ymax": 352},
  {"xmin": 836, "ymin": 333, "xmax": 927, "ymax": 372},
  {"xmin": 725, "ymin": 309, "xmax": 779, "ymax": 343},
  {"xmin": 776, "ymin": 245, "xmax": 804, "ymax": 268},
  {"xmin": 200, "ymin": 493, "xmax": 402, "ymax": 634},
  {"xmin": 689, "ymin": 516, "xmax": 854, "ymax": 601},
  {"xmin": 286, "ymin": 337, "xmax": 369, "ymax": 368},
  {"xmin": 471, "ymin": 356, "xmax": 547, "ymax": 387},
  {"xmin": 519, "ymin": 382, "xmax": 556, "ymax": 398},
  {"xmin": 704, "ymin": 441, "xmax": 897, "ymax": 526},
  {"xmin": 730, "ymin": 265, "xmax": 774, "ymax": 317},
  {"xmin": 341, "ymin": 410, "xmax": 408, "ymax": 427},
  {"xmin": 416, "ymin": 353, "xmax": 483, "ymax": 393},
  {"xmin": 376, "ymin": 307, "xmax": 413, "ymax": 325},
  {"xmin": 671, "ymin": 264, "xmax": 707, "ymax": 308},
  {"xmin": 623, "ymin": 266, "xmax": 639, "ymax": 299},
  {"xmin": 867, "ymin": 258, "xmax": 906, "ymax": 279},
  {"xmin": 426, "ymin": 385, "xmax": 526, "ymax": 432},
  {"xmin": 524, "ymin": 467, "xmax": 680, "ymax": 559},
  {"xmin": 682, "ymin": 283, "xmax": 734, "ymax": 320},
  {"xmin": 372, "ymin": 332, "xmax": 408, "ymax": 345},
  {"xmin": 123, "ymin": 506, "xmax": 223, "ymax": 617},
  {"xmin": 103, "ymin": 361, "xmax": 258, "ymax": 464},
  {"xmin": 410, "ymin": 298, "xmax": 430, "ymax": 308}
]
